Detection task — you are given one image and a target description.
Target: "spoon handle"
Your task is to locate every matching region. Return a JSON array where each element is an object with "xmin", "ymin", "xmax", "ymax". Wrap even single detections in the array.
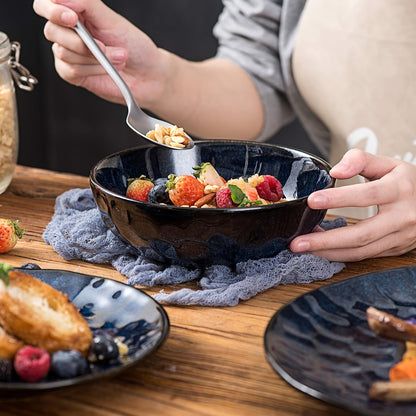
[{"xmin": 73, "ymin": 21, "xmax": 137, "ymax": 111}]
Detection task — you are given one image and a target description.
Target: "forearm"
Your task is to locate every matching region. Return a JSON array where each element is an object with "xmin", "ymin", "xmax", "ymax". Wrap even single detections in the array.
[{"xmin": 143, "ymin": 52, "xmax": 264, "ymax": 140}]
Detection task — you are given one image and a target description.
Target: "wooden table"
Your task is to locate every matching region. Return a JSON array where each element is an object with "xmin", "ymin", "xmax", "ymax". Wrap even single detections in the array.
[{"xmin": 1, "ymin": 165, "xmax": 415, "ymax": 416}]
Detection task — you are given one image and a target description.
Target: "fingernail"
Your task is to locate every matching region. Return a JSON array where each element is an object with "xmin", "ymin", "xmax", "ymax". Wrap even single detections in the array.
[
  {"xmin": 61, "ymin": 11, "xmax": 76, "ymax": 25},
  {"xmin": 309, "ymin": 193, "xmax": 327, "ymax": 207},
  {"xmin": 293, "ymin": 240, "xmax": 310, "ymax": 252},
  {"xmin": 110, "ymin": 49, "xmax": 127, "ymax": 63}
]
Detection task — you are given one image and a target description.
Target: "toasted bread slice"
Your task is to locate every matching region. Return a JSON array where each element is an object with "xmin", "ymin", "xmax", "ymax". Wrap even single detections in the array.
[
  {"xmin": 0, "ymin": 270, "xmax": 92, "ymax": 356},
  {"xmin": 0, "ymin": 325, "xmax": 24, "ymax": 360}
]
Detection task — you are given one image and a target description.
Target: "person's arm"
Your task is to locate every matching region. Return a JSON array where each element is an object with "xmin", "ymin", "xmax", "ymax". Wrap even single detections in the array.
[{"xmin": 33, "ymin": 0, "xmax": 263, "ymax": 139}]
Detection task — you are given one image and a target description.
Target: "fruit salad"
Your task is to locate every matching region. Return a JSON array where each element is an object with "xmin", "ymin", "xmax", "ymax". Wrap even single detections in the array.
[{"xmin": 126, "ymin": 162, "xmax": 285, "ymax": 208}]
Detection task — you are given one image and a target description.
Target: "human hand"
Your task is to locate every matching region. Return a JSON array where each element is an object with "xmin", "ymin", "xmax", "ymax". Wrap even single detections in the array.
[
  {"xmin": 290, "ymin": 148, "xmax": 416, "ymax": 262},
  {"xmin": 33, "ymin": 0, "xmax": 264, "ymax": 140},
  {"xmin": 32, "ymin": 0, "xmax": 166, "ymax": 107}
]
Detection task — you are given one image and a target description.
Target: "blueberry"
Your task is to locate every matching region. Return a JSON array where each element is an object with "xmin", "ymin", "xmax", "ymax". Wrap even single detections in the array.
[
  {"xmin": 51, "ymin": 350, "xmax": 88, "ymax": 379},
  {"xmin": 148, "ymin": 179, "xmax": 171, "ymax": 204},
  {"xmin": 0, "ymin": 359, "xmax": 12, "ymax": 381},
  {"xmin": 153, "ymin": 177, "xmax": 168, "ymax": 187},
  {"xmin": 19, "ymin": 263, "xmax": 41, "ymax": 270},
  {"xmin": 89, "ymin": 334, "xmax": 119, "ymax": 362}
]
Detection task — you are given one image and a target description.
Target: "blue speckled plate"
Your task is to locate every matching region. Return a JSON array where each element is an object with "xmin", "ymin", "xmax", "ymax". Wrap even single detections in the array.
[
  {"xmin": 264, "ymin": 266, "xmax": 416, "ymax": 416},
  {"xmin": 0, "ymin": 269, "xmax": 169, "ymax": 396}
]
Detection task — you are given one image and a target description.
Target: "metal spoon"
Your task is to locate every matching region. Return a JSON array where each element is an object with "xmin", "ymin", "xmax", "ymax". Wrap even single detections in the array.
[{"xmin": 74, "ymin": 21, "xmax": 194, "ymax": 150}]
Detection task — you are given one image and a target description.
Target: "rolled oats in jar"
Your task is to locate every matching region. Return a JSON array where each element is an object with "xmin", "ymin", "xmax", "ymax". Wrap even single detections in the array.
[{"xmin": 0, "ymin": 32, "xmax": 37, "ymax": 194}]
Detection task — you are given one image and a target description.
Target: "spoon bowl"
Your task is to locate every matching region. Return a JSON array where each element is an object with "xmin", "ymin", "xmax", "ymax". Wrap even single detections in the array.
[{"xmin": 74, "ymin": 21, "xmax": 194, "ymax": 150}]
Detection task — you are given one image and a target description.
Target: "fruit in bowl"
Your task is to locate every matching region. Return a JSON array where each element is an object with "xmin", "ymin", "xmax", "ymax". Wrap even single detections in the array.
[{"xmin": 89, "ymin": 140, "xmax": 335, "ymax": 266}]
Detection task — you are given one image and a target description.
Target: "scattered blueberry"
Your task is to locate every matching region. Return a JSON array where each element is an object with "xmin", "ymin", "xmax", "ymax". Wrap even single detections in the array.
[
  {"xmin": 51, "ymin": 350, "xmax": 88, "ymax": 379},
  {"xmin": 0, "ymin": 359, "xmax": 12, "ymax": 382},
  {"xmin": 89, "ymin": 334, "xmax": 120, "ymax": 362}
]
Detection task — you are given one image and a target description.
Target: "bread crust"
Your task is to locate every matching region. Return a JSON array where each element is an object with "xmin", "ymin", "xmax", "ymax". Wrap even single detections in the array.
[
  {"xmin": 0, "ymin": 270, "xmax": 92, "ymax": 356},
  {"xmin": 0, "ymin": 325, "xmax": 24, "ymax": 360}
]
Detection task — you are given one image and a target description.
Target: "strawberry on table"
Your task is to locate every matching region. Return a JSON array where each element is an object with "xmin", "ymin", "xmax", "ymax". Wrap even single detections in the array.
[
  {"xmin": 193, "ymin": 162, "xmax": 226, "ymax": 187},
  {"xmin": 0, "ymin": 219, "xmax": 24, "ymax": 253},
  {"xmin": 126, "ymin": 175, "xmax": 154, "ymax": 202},
  {"xmin": 166, "ymin": 174, "xmax": 205, "ymax": 206}
]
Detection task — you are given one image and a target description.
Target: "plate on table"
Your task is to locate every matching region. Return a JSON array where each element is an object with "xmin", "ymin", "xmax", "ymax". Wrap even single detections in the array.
[
  {"xmin": 264, "ymin": 266, "xmax": 416, "ymax": 416},
  {"xmin": 0, "ymin": 268, "xmax": 169, "ymax": 397}
]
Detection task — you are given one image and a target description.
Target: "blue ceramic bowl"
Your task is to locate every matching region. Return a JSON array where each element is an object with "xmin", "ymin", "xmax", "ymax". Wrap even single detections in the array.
[{"xmin": 89, "ymin": 140, "xmax": 335, "ymax": 266}]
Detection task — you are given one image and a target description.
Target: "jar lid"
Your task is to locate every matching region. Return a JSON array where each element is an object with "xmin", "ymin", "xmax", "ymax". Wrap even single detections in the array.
[{"xmin": 0, "ymin": 32, "xmax": 10, "ymax": 62}]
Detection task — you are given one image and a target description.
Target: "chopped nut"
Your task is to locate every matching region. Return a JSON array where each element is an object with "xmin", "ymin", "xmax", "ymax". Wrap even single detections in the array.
[
  {"xmin": 204, "ymin": 185, "xmax": 219, "ymax": 194},
  {"xmin": 146, "ymin": 124, "xmax": 190, "ymax": 148},
  {"xmin": 247, "ymin": 174, "xmax": 264, "ymax": 188},
  {"xmin": 194, "ymin": 193, "xmax": 216, "ymax": 208},
  {"xmin": 170, "ymin": 136, "xmax": 185, "ymax": 144}
]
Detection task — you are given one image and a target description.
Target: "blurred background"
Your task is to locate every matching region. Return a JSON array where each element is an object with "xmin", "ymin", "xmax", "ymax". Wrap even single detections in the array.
[{"xmin": 1, "ymin": 0, "xmax": 319, "ymax": 176}]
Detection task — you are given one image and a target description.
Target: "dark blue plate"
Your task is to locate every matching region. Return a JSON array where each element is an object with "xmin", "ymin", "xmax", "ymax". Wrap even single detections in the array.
[
  {"xmin": 0, "ymin": 268, "xmax": 169, "ymax": 396},
  {"xmin": 264, "ymin": 266, "xmax": 416, "ymax": 416}
]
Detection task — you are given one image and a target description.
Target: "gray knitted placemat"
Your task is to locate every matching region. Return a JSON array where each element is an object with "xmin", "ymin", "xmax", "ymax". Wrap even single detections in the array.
[{"xmin": 43, "ymin": 188, "xmax": 346, "ymax": 306}]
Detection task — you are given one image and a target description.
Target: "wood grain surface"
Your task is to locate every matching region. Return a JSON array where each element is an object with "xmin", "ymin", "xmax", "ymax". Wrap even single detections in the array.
[{"xmin": 0, "ymin": 165, "xmax": 415, "ymax": 416}]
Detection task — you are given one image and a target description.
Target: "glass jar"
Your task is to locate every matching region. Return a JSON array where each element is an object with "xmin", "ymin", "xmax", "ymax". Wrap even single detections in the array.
[{"xmin": 0, "ymin": 32, "xmax": 37, "ymax": 194}]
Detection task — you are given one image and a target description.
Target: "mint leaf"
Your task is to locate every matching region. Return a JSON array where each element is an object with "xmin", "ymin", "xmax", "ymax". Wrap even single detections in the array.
[
  {"xmin": 228, "ymin": 184, "xmax": 246, "ymax": 205},
  {"xmin": 228, "ymin": 184, "xmax": 263, "ymax": 207},
  {"xmin": 239, "ymin": 199, "xmax": 263, "ymax": 207}
]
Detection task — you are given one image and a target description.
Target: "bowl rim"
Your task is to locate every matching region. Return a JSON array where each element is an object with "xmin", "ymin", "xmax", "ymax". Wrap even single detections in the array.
[{"xmin": 89, "ymin": 140, "xmax": 335, "ymax": 213}]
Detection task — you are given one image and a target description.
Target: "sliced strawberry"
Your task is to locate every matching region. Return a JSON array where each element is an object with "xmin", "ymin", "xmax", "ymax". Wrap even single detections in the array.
[
  {"xmin": 193, "ymin": 162, "xmax": 226, "ymax": 187},
  {"xmin": 244, "ymin": 185, "xmax": 260, "ymax": 201}
]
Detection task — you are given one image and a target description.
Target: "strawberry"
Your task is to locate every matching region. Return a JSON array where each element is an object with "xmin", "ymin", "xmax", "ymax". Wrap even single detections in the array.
[
  {"xmin": 166, "ymin": 174, "xmax": 205, "ymax": 206},
  {"xmin": 255, "ymin": 175, "xmax": 283, "ymax": 202},
  {"xmin": 0, "ymin": 219, "xmax": 24, "ymax": 253},
  {"xmin": 126, "ymin": 175, "xmax": 154, "ymax": 202},
  {"xmin": 244, "ymin": 185, "xmax": 260, "ymax": 201},
  {"xmin": 193, "ymin": 162, "xmax": 226, "ymax": 187},
  {"xmin": 14, "ymin": 346, "xmax": 50, "ymax": 382}
]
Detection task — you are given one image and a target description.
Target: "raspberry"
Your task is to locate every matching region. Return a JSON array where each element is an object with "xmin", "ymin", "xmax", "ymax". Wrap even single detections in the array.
[
  {"xmin": 14, "ymin": 346, "xmax": 50, "ymax": 382},
  {"xmin": 256, "ymin": 175, "xmax": 283, "ymax": 202},
  {"xmin": 216, "ymin": 187, "xmax": 237, "ymax": 208},
  {"xmin": 0, "ymin": 359, "xmax": 12, "ymax": 381}
]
